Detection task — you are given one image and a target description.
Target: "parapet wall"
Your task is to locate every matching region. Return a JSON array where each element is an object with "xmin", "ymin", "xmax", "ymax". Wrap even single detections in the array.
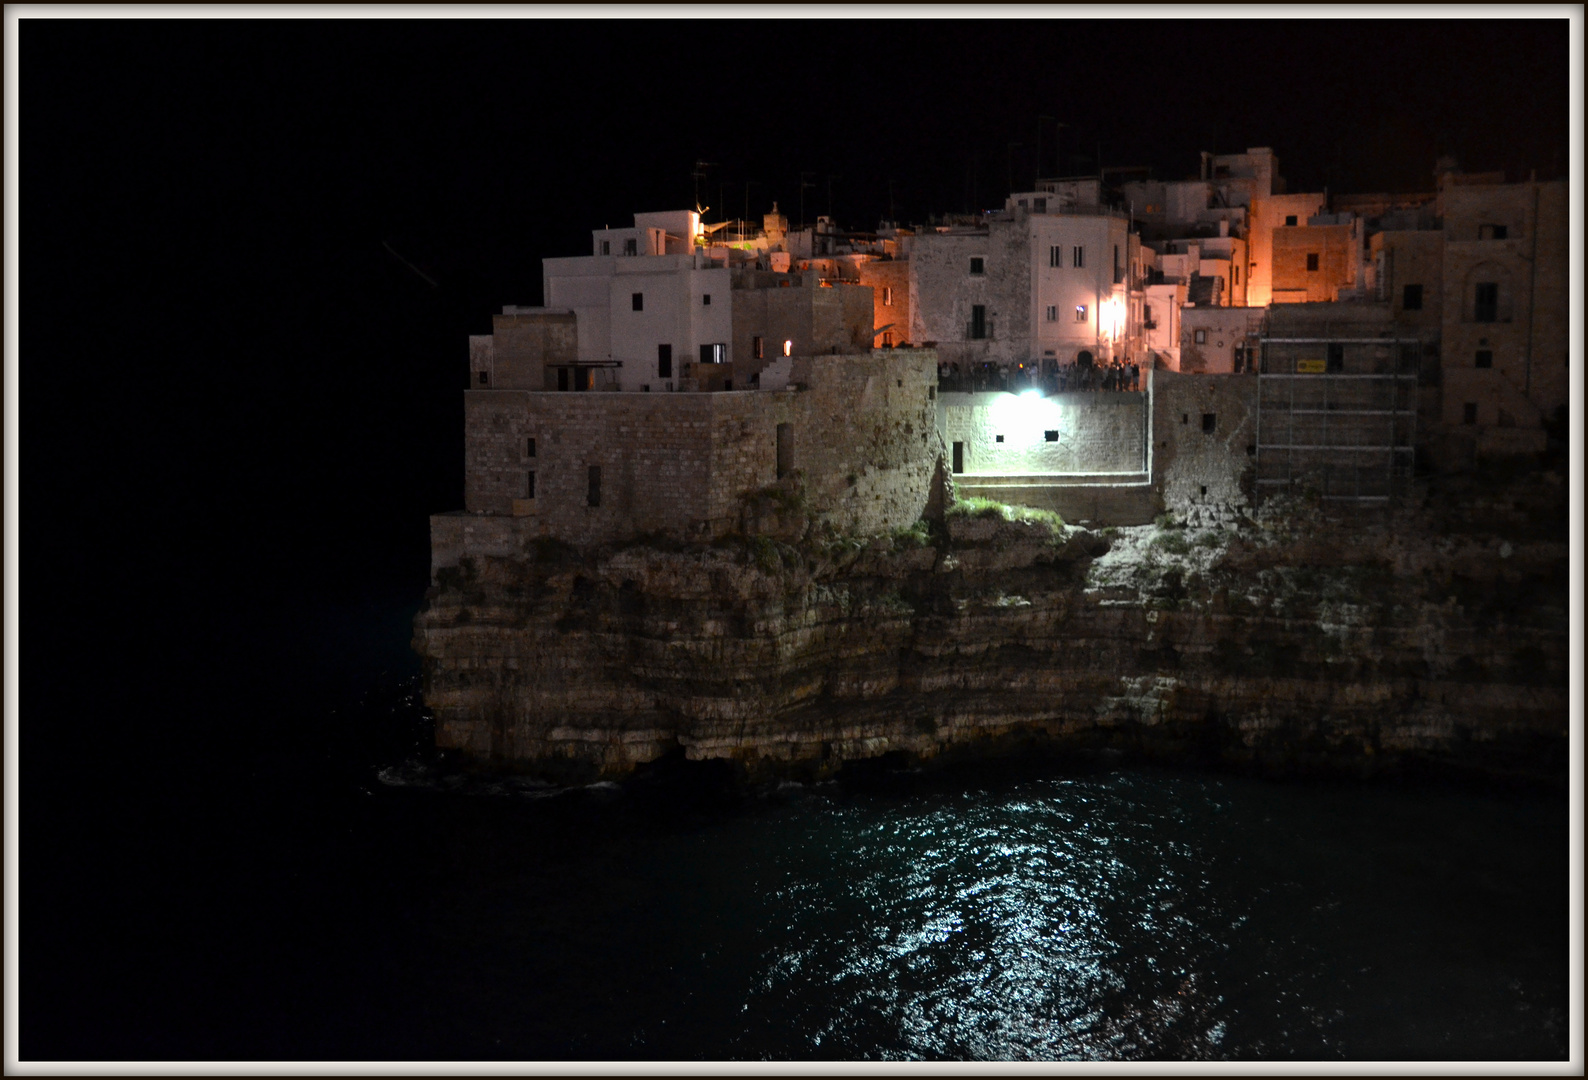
[{"xmin": 938, "ymin": 391, "xmax": 1147, "ymax": 475}]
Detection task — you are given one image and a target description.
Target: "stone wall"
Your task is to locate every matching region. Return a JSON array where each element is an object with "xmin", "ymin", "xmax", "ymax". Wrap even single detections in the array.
[
  {"xmin": 453, "ymin": 349, "xmax": 944, "ymax": 554},
  {"xmin": 1150, "ymin": 371, "xmax": 1259, "ymax": 525},
  {"xmin": 938, "ymin": 391, "xmax": 1147, "ymax": 476},
  {"xmin": 910, "ymin": 222, "xmax": 1031, "ymax": 371}
]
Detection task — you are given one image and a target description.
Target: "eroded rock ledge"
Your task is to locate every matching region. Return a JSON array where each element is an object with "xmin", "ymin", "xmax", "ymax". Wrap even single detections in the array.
[{"xmin": 413, "ymin": 472, "xmax": 1569, "ymax": 786}]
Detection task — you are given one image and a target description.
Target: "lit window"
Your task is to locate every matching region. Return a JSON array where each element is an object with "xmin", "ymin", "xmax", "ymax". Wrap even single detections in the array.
[
  {"xmin": 969, "ymin": 257, "xmax": 984, "ymax": 275},
  {"xmin": 1074, "ymin": 305, "xmax": 1088, "ymax": 323},
  {"xmin": 882, "ymin": 286, "xmax": 893, "ymax": 306},
  {"xmin": 783, "ymin": 340, "xmax": 792, "ymax": 356},
  {"xmin": 1072, "ymin": 246, "xmax": 1084, "ymax": 268},
  {"xmin": 1046, "ymin": 305, "xmax": 1057, "ymax": 322},
  {"xmin": 1193, "ymin": 329, "xmax": 1206, "ymax": 344},
  {"xmin": 753, "ymin": 336, "xmax": 764, "ymax": 360}
]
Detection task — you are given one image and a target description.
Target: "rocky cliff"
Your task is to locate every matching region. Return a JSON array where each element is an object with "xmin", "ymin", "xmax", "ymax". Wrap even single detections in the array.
[{"xmin": 413, "ymin": 466, "xmax": 1570, "ymax": 786}]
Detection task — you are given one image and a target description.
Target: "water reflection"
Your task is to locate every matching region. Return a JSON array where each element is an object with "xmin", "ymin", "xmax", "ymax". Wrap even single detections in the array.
[{"xmin": 735, "ymin": 778, "xmax": 1245, "ymax": 1059}]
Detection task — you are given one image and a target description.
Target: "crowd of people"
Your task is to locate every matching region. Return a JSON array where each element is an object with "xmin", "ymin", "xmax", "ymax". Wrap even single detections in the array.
[{"xmin": 936, "ymin": 358, "xmax": 1144, "ymax": 395}]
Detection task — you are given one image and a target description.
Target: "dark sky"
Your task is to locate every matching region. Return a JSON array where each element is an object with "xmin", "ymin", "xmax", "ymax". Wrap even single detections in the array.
[{"xmin": 22, "ymin": 15, "xmax": 1572, "ymax": 597}]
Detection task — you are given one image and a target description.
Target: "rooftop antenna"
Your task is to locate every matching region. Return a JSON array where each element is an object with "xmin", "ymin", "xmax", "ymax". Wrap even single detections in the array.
[
  {"xmin": 1036, "ymin": 115, "xmax": 1054, "ymax": 182},
  {"xmin": 692, "ymin": 160, "xmax": 717, "ymax": 217},
  {"xmin": 799, "ymin": 171, "xmax": 817, "ymax": 230}
]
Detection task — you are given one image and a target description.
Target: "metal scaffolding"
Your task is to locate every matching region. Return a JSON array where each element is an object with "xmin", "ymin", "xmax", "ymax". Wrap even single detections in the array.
[{"xmin": 1255, "ymin": 327, "xmax": 1420, "ymax": 503}]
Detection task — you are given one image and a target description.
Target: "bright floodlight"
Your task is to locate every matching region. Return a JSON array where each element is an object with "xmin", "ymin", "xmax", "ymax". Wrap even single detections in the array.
[{"xmin": 1020, "ymin": 388, "xmax": 1042, "ymax": 399}]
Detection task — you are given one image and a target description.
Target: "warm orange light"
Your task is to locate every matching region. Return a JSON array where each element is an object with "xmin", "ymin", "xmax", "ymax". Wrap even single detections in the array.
[{"xmin": 783, "ymin": 340, "xmax": 793, "ymax": 356}]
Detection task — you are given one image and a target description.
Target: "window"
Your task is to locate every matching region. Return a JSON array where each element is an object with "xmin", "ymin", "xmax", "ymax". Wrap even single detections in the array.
[
  {"xmin": 969, "ymin": 305, "xmax": 987, "ymax": 339},
  {"xmin": 1306, "ymin": 252, "xmax": 1320, "ymax": 272},
  {"xmin": 881, "ymin": 332, "xmax": 894, "ymax": 347},
  {"xmin": 600, "ymin": 240, "xmax": 610, "ymax": 255},
  {"xmin": 699, "ymin": 343, "xmax": 726, "ymax": 364},
  {"xmin": 1046, "ymin": 305, "xmax": 1057, "ymax": 322},
  {"xmin": 701, "ymin": 294, "xmax": 712, "ymax": 306},
  {"xmin": 1044, "ymin": 430, "xmax": 1059, "ymax": 442},
  {"xmin": 658, "ymin": 343, "xmax": 672, "ymax": 378},
  {"xmin": 1113, "ymin": 245, "xmax": 1121, "ymax": 285},
  {"xmin": 1479, "ymin": 223, "xmax": 1508, "ymax": 240},
  {"xmin": 969, "ymin": 257, "xmax": 985, "ymax": 275},
  {"xmin": 587, "ymin": 465, "xmax": 601, "ymax": 506},
  {"xmin": 1284, "ymin": 214, "xmax": 1298, "ymax": 226},
  {"xmin": 1074, "ymin": 305, "xmax": 1088, "ymax": 323},
  {"xmin": 1327, "ymin": 343, "xmax": 1344, "ymax": 372},
  {"xmin": 557, "ymin": 368, "xmax": 569, "ymax": 391},
  {"xmin": 1049, "ymin": 245, "xmax": 1062, "ymax": 268},
  {"xmin": 1072, "ymin": 245, "xmax": 1084, "ymax": 268},
  {"xmin": 1193, "ymin": 328, "xmax": 1207, "ymax": 344},
  {"xmin": 623, "ymin": 238, "xmax": 637, "ymax": 256},
  {"xmin": 951, "ymin": 441, "xmax": 964, "ymax": 474},
  {"xmin": 1475, "ymin": 349, "xmax": 1493, "ymax": 369},
  {"xmin": 1474, "ymin": 282, "xmax": 1499, "ymax": 322},
  {"xmin": 1233, "ymin": 265, "xmax": 1240, "ymax": 285},
  {"xmin": 477, "ymin": 371, "xmax": 489, "ymax": 386},
  {"xmin": 1402, "ymin": 284, "xmax": 1423, "ymax": 311},
  {"xmin": 632, "ymin": 292, "xmax": 644, "ymax": 311},
  {"xmin": 525, "ymin": 471, "xmax": 535, "ymax": 499},
  {"xmin": 776, "ymin": 423, "xmax": 793, "ymax": 478},
  {"xmin": 995, "ymin": 434, "xmax": 1004, "ymax": 443},
  {"xmin": 1202, "ymin": 413, "xmax": 1217, "ymax": 434},
  {"xmin": 1463, "ymin": 402, "xmax": 1478, "ymax": 425},
  {"xmin": 526, "ymin": 437, "xmax": 537, "ymax": 458},
  {"xmin": 882, "ymin": 286, "xmax": 893, "ymax": 306},
  {"xmin": 752, "ymin": 336, "xmax": 764, "ymax": 360},
  {"xmin": 1033, "ymin": 197, "xmax": 1046, "ymax": 213},
  {"xmin": 783, "ymin": 340, "xmax": 792, "ymax": 356}
]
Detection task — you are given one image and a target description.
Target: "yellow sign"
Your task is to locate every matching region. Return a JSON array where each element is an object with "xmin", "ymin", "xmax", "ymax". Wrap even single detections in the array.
[{"xmin": 1296, "ymin": 358, "xmax": 1327, "ymax": 374}]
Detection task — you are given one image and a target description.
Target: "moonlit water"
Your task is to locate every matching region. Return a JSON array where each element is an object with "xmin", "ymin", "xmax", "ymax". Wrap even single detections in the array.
[{"xmin": 354, "ymin": 679, "xmax": 1568, "ymax": 1062}]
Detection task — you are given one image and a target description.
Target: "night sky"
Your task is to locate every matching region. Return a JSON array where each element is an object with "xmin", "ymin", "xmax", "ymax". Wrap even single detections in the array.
[
  {"xmin": 24, "ymin": 16, "xmax": 1571, "ymax": 601},
  {"xmin": 14, "ymin": 12, "xmax": 1577, "ymax": 1062}
]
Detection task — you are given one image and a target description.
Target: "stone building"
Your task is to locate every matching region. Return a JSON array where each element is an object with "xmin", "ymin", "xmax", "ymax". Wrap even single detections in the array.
[
  {"xmin": 910, "ymin": 187, "xmax": 1144, "ymax": 376},
  {"xmin": 439, "ymin": 348, "xmax": 947, "ymax": 558},
  {"xmin": 1434, "ymin": 167, "xmax": 1568, "ymax": 457}
]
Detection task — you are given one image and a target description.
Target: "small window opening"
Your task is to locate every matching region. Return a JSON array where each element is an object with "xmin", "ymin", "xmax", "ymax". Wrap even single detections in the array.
[
  {"xmin": 600, "ymin": 240, "xmax": 610, "ymax": 255},
  {"xmin": 951, "ymin": 441, "xmax": 964, "ymax": 473},
  {"xmin": 1327, "ymin": 343, "xmax": 1344, "ymax": 372},
  {"xmin": 623, "ymin": 238, "xmax": 637, "ymax": 256},
  {"xmin": 526, "ymin": 437, "xmax": 536, "ymax": 457},
  {"xmin": 1402, "ymin": 284, "xmax": 1423, "ymax": 311},
  {"xmin": 1199, "ymin": 485, "xmax": 1207, "ymax": 497},
  {"xmin": 752, "ymin": 336, "xmax": 764, "ymax": 360},
  {"xmin": 969, "ymin": 257, "xmax": 985, "ymax": 275},
  {"xmin": 477, "ymin": 371, "xmax": 489, "ymax": 386},
  {"xmin": 1072, "ymin": 246, "xmax": 1084, "ymax": 268},
  {"xmin": 1284, "ymin": 214, "xmax": 1298, "ymax": 226},
  {"xmin": 1306, "ymin": 252, "xmax": 1320, "ymax": 272},
  {"xmin": 526, "ymin": 471, "xmax": 536, "ymax": 499},
  {"xmin": 702, "ymin": 293, "xmax": 711, "ymax": 306},
  {"xmin": 658, "ymin": 343, "xmax": 672, "ymax": 378},
  {"xmin": 1479, "ymin": 224, "xmax": 1508, "ymax": 240},
  {"xmin": 1194, "ymin": 328, "xmax": 1207, "ymax": 344},
  {"xmin": 783, "ymin": 340, "xmax": 792, "ymax": 357},
  {"xmin": 632, "ymin": 292, "xmax": 644, "ymax": 311},
  {"xmin": 882, "ymin": 286, "xmax": 893, "ymax": 306},
  {"xmin": 1202, "ymin": 413, "xmax": 1216, "ymax": 434},
  {"xmin": 587, "ymin": 465, "xmax": 601, "ymax": 506},
  {"xmin": 1181, "ymin": 413, "xmax": 1189, "ymax": 425},
  {"xmin": 1044, "ymin": 430, "xmax": 1059, "ymax": 442},
  {"xmin": 1474, "ymin": 282, "xmax": 1499, "ymax": 323},
  {"xmin": 1074, "ymin": 305, "xmax": 1088, "ymax": 323},
  {"xmin": 995, "ymin": 434, "xmax": 1004, "ymax": 443},
  {"xmin": 1475, "ymin": 350, "xmax": 1492, "ymax": 369},
  {"xmin": 1462, "ymin": 402, "xmax": 1478, "ymax": 425}
]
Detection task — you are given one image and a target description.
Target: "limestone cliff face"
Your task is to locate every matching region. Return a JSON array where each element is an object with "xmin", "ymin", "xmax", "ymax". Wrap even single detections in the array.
[{"xmin": 413, "ymin": 472, "xmax": 1569, "ymax": 784}]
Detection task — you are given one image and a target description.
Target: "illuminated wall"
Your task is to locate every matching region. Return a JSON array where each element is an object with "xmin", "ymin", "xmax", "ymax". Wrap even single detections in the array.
[{"xmin": 938, "ymin": 391, "xmax": 1147, "ymax": 476}]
